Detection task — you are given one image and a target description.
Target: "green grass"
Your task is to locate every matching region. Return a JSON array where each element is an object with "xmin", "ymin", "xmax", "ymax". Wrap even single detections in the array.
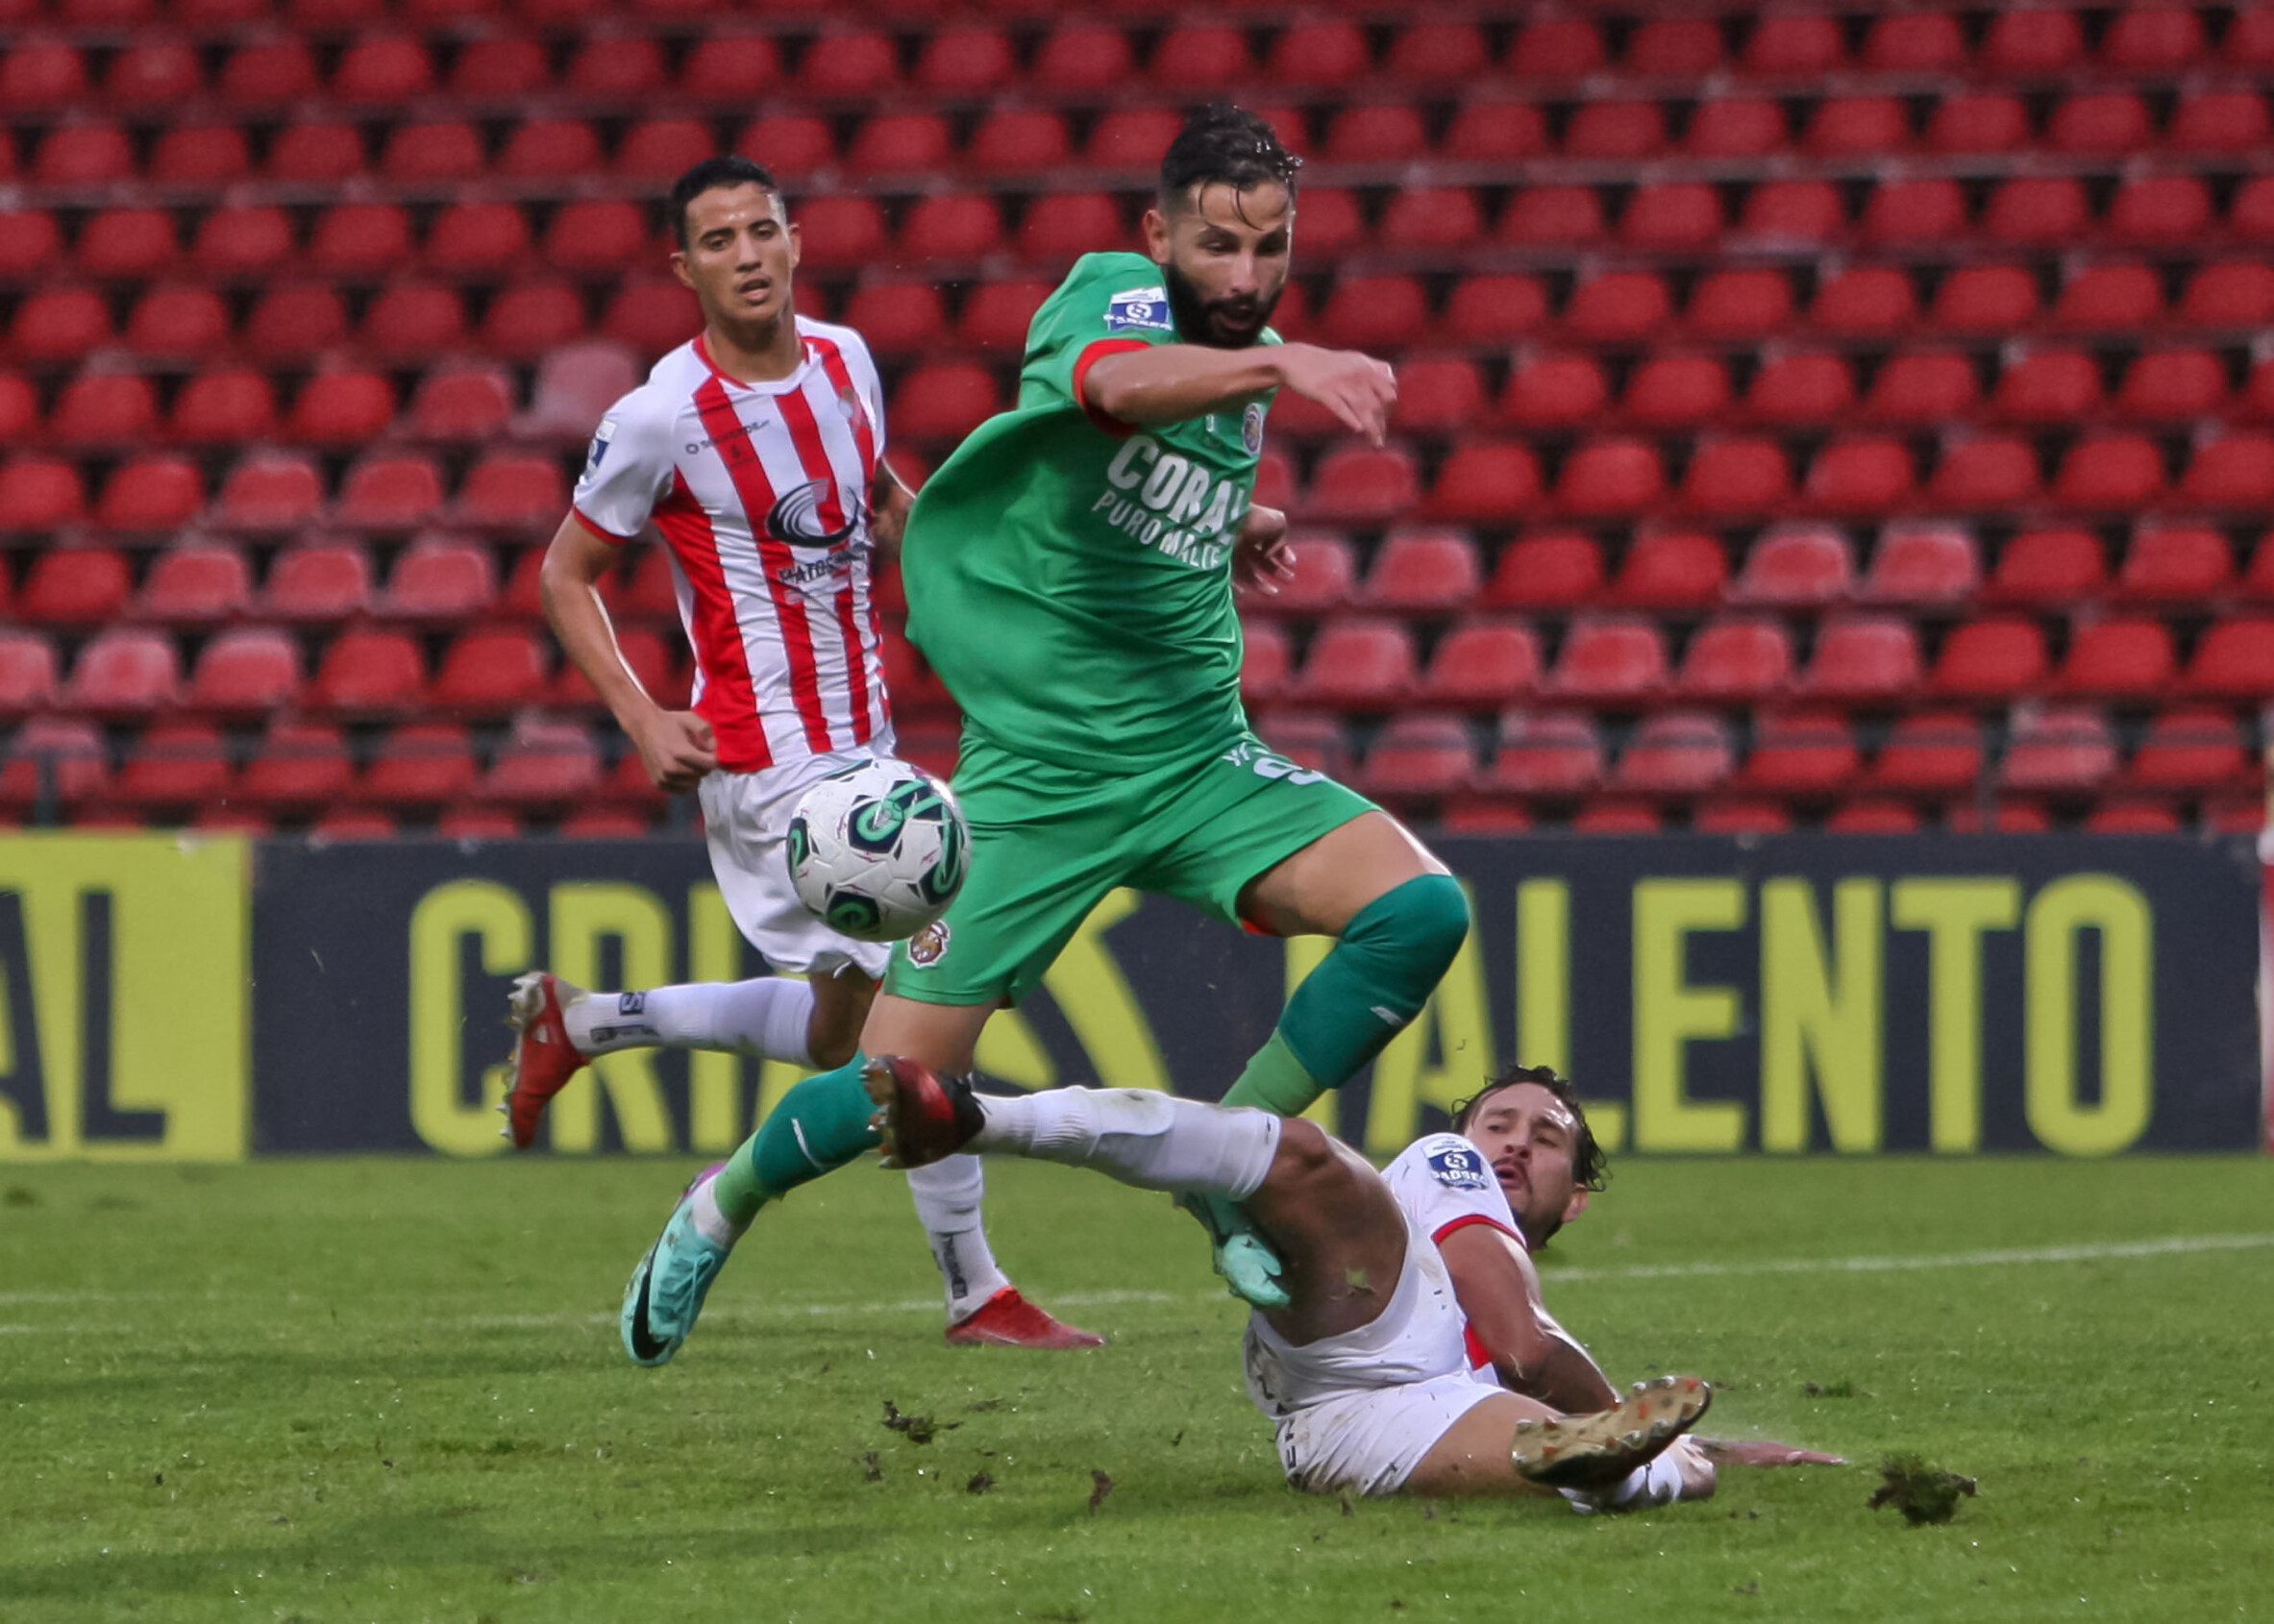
[{"xmin": 4, "ymin": 1153, "xmax": 2272, "ymax": 1623}]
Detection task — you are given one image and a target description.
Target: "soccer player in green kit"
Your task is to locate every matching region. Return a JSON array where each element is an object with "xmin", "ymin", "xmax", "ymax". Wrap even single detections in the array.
[{"xmin": 619, "ymin": 106, "xmax": 1472, "ymax": 1366}]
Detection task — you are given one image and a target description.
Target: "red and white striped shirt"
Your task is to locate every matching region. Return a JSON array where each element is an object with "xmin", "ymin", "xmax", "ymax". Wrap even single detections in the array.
[{"xmin": 572, "ymin": 320, "xmax": 890, "ymax": 773}]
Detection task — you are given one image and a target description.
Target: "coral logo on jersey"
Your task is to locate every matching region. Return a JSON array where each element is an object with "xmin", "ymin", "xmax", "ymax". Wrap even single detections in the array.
[
  {"xmin": 584, "ymin": 416, "xmax": 616, "ymax": 479},
  {"xmin": 1241, "ymin": 402, "xmax": 1267, "ymax": 456},
  {"xmin": 1426, "ymin": 1144, "xmax": 1491, "ymax": 1191},
  {"xmin": 906, "ymin": 920, "xmax": 951, "ymax": 968},
  {"xmin": 1105, "ymin": 287, "xmax": 1174, "ymax": 333},
  {"xmin": 766, "ymin": 479, "xmax": 861, "ymax": 547}
]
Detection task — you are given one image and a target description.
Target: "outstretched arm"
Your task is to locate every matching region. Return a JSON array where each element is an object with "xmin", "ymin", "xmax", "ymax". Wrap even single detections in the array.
[
  {"xmin": 1437, "ymin": 1224, "xmax": 1619, "ymax": 1415},
  {"xmin": 1083, "ymin": 342, "xmax": 1397, "ymax": 446},
  {"xmin": 538, "ymin": 513, "xmax": 716, "ymax": 793}
]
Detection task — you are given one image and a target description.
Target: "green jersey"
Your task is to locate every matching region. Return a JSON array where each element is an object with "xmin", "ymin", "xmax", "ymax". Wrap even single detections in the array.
[{"xmin": 901, "ymin": 251, "xmax": 1276, "ymax": 773}]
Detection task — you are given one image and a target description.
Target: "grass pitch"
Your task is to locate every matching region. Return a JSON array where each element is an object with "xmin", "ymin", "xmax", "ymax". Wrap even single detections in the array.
[{"xmin": 4, "ymin": 1152, "xmax": 2271, "ymax": 1623}]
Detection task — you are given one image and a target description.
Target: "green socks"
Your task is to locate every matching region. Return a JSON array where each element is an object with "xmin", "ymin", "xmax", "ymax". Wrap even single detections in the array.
[
  {"xmin": 1222, "ymin": 873, "xmax": 1471, "ymax": 1119},
  {"xmin": 708, "ymin": 1055, "xmax": 880, "ymax": 1225}
]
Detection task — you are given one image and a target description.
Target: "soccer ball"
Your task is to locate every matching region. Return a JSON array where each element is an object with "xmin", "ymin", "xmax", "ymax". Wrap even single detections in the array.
[{"xmin": 785, "ymin": 759, "xmax": 970, "ymax": 943}]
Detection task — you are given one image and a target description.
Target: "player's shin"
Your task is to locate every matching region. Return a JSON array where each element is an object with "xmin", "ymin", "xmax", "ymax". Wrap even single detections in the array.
[
  {"xmin": 1223, "ymin": 874, "xmax": 1471, "ymax": 1119},
  {"xmin": 904, "ymin": 1155, "xmax": 1011, "ymax": 1321},
  {"xmin": 971, "ymin": 1087, "xmax": 1281, "ymax": 1201},
  {"xmin": 566, "ymin": 978, "xmax": 816, "ymax": 1064},
  {"xmin": 705, "ymin": 1055, "xmax": 880, "ymax": 1227}
]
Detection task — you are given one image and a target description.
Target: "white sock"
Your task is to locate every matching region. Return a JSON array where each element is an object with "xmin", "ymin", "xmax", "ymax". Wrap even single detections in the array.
[
  {"xmin": 1562, "ymin": 1454, "xmax": 1685, "ymax": 1514},
  {"xmin": 904, "ymin": 1154, "xmax": 1009, "ymax": 1323},
  {"xmin": 688, "ymin": 1173, "xmax": 748, "ymax": 1249},
  {"xmin": 564, "ymin": 979, "xmax": 816, "ymax": 1066},
  {"xmin": 970, "ymin": 1087, "xmax": 1282, "ymax": 1199}
]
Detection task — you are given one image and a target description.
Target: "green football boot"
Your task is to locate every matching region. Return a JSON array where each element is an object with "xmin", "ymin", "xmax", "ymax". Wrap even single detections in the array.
[{"xmin": 621, "ymin": 1169, "xmax": 733, "ymax": 1366}]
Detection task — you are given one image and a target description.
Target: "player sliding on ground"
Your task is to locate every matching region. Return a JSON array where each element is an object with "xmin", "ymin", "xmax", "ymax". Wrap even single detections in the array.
[
  {"xmin": 618, "ymin": 102, "xmax": 1473, "ymax": 1350},
  {"xmin": 640, "ymin": 1053, "xmax": 1767, "ymax": 1505},
  {"xmin": 505, "ymin": 155, "xmax": 1100, "ymax": 1348}
]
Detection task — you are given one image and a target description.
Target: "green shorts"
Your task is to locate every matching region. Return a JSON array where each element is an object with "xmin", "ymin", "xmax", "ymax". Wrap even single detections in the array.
[{"xmin": 887, "ymin": 728, "xmax": 1375, "ymax": 1006}]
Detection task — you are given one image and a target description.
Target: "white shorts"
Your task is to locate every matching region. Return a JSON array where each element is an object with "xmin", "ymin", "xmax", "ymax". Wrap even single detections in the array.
[
  {"xmin": 696, "ymin": 738, "xmax": 895, "ymax": 980},
  {"xmin": 1243, "ymin": 1221, "xmax": 1502, "ymax": 1496}
]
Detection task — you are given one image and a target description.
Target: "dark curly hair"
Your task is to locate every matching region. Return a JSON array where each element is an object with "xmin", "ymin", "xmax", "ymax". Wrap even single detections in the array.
[
  {"xmin": 669, "ymin": 155, "xmax": 781, "ymax": 250},
  {"xmin": 1449, "ymin": 1064, "xmax": 1609, "ymax": 1193},
  {"xmin": 1157, "ymin": 103, "xmax": 1302, "ymax": 210}
]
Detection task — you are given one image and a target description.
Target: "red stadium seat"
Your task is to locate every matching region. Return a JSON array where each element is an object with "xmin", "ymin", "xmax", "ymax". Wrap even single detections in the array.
[
  {"xmin": 382, "ymin": 121, "xmax": 482, "ymax": 183},
  {"xmin": 1806, "ymin": 96, "xmax": 1910, "ymax": 157},
  {"xmin": 97, "ymin": 455, "xmax": 202, "ymax": 533},
  {"xmin": 1322, "ymin": 104, "xmax": 1428, "ymax": 165},
  {"xmin": 219, "ymin": 39, "xmax": 317, "ymax": 104},
  {"xmin": 242, "ymin": 285, "xmax": 346, "ymax": 361},
  {"xmin": 496, "ymin": 120, "xmax": 603, "ymax": 181},
  {"xmin": 1739, "ymin": 180, "xmax": 1843, "ymax": 245},
  {"xmin": 1623, "ymin": 357, "xmax": 1730, "ymax": 428},
  {"xmin": 601, "ymin": 279, "xmax": 701, "ymax": 357},
  {"xmin": 63, "ymin": 627, "xmax": 180, "ymax": 716},
  {"xmin": 2109, "ymin": 177, "xmax": 2214, "ymax": 245},
  {"xmin": 1983, "ymin": 8, "xmax": 2084, "ymax": 71},
  {"xmin": 20, "ymin": 548, "xmax": 130, "ymax": 627},
  {"xmin": 1472, "ymin": 532, "xmax": 1599, "ymax": 614},
  {"xmin": 2183, "ymin": 616, "xmax": 2274, "ymax": 697},
  {"xmin": 290, "ymin": 372, "xmax": 395, "ymax": 446},
  {"xmin": 2103, "ymin": 6, "xmax": 2204, "ymax": 67},
  {"xmin": 1307, "ymin": 447, "xmax": 1421, "ymax": 522},
  {"xmin": 1609, "ymin": 529, "xmax": 1724, "ymax": 609},
  {"xmin": 1674, "ymin": 616, "xmax": 1793, "ymax": 701},
  {"xmin": 1984, "ymin": 178, "xmax": 2090, "ymax": 246},
  {"xmin": 362, "ymin": 722, "xmax": 473, "ymax": 803},
  {"xmin": 1859, "ymin": 179, "xmax": 1965, "ymax": 246},
  {"xmin": 361, "ymin": 283, "xmax": 468, "ymax": 360},
  {"xmin": 1387, "ymin": 21, "xmax": 1492, "ymax": 82},
  {"xmin": 1744, "ymin": 12, "xmax": 1844, "ymax": 72},
  {"xmin": 1437, "ymin": 275, "xmax": 1549, "ymax": 344},
  {"xmin": 262, "ymin": 541, "xmax": 373, "ymax": 622},
  {"xmin": 474, "ymin": 722, "xmax": 603, "ymax": 806},
  {"xmin": 1270, "ymin": 21, "xmax": 1371, "ymax": 86},
  {"xmin": 617, "ymin": 119, "xmax": 717, "ymax": 181},
  {"xmin": 2083, "ymin": 799, "xmax": 2184, "ymax": 834},
  {"xmin": 410, "ymin": 365, "xmax": 515, "ymax": 442},
  {"xmin": 52, "ymin": 375, "xmax": 157, "ymax": 447},
  {"xmin": 911, "ymin": 26, "xmax": 1015, "ymax": 91},
  {"xmin": 1501, "ymin": 355, "xmax": 1609, "ymax": 430},
  {"xmin": 334, "ymin": 456, "xmax": 441, "ymax": 532},
  {"xmin": 457, "ymin": 454, "xmax": 566, "ymax": 531},
  {"xmin": 2122, "ymin": 707, "xmax": 2251, "ymax": 791},
  {"xmin": 900, "ymin": 196, "xmax": 1003, "ymax": 260},
  {"xmin": 1992, "ymin": 348, "xmax": 2103, "ymax": 423},
  {"xmin": 1511, "ymin": 18, "xmax": 1604, "ymax": 76},
  {"xmin": 1, "ymin": 715, "xmax": 109, "ymax": 807},
  {"xmin": 1031, "ymin": 24, "xmax": 1134, "ymax": 91},
  {"xmin": 213, "ymin": 453, "xmax": 321, "ymax": 532},
  {"xmin": 124, "ymin": 284, "xmax": 230, "ymax": 357},
  {"xmin": 2117, "ymin": 350, "xmax": 2227, "ymax": 420},
  {"xmin": 840, "ymin": 283, "xmax": 948, "ymax": 357},
  {"xmin": 2, "ymin": 38, "xmax": 87, "ymax": 107},
  {"xmin": 267, "ymin": 121, "xmax": 363, "ymax": 183},
  {"xmin": 0, "ymin": 209, "xmax": 62, "ymax": 278},
  {"xmin": 32, "ymin": 123, "xmax": 134, "ymax": 187},
  {"xmin": 312, "ymin": 627, "xmax": 425, "ymax": 714},
  {"xmin": 1361, "ymin": 713, "xmax": 1476, "ymax": 803},
  {"xmin": 1928, "ymin": 436, "xmax": 2040, "ymax": 509},
  {"xmin": 113, "ymin": 722, "xmax": 232, "ymax": 805},
  {"xmin": 12, "ymin": 288, "xmax": 111, "ymax": 361},
  {"xmin": 1573, "ymin": 800, "xmax": 1663, "ymax": 833},
  {"xmin": 1629, "ymin": 18, "xmax": 1725, "ymax": 73},
  {"xmin": 1620, "ymin": 183, "xmax": 1719, "ymax": 250},
  {"xmin": 730, "ymin": 113, "xmax": 834, "ymax": 176},
  {"xmin": 186, "ymin": 627, "xmax": 302, "ymax": 716},
  {"xmin": 1929, "ymin": 617, "xmax": 2049, "ymax": 699},
  {"xmin": 1498, "ymin": 185, "xmax": 1606, "ymax": 247},
  {"xmin": 1418, "ymin": 618, "xmax": 1541, "ymax": 707},
  {"xmin": 1727, "ymin": 527, "xmax": 1852, "ymax": 608},
  {"xmin": 2057, "ymin": 616, "xmax": 2177, "ymax": 699},
  {"xmin": 1084, "ymin": 109, "xmax": 1182, "ymax": 171},
  {"xmin": 334, "ymin": 34, "xmax": 433, "ymax": 102},
  {"xmin": 0, "ymin": 457, "xmax": 87, "ymax": 533},
  {"xmin": 1810, "ymin": 268, "xmax": 1917, "ymax": 334},
  {"xmin": 2226, "ymin": 6, "xmax": 2274, "ymax": 66},
  {"xmin": 238, "ymin": 718, "xmax": 353, "ymax": 809},
  {"xmin": 1394, "ymin": 359, "xmax": 1487, "ymax": 433},
  {"xmin": 132, "ymin": 544, "xmax": 250, "ymax": 626},
  {"xmin": 1865, "ymin": 352, "xmax": 1980, "ymax": 425},
  {"xmin": 1558, "ymin": 438, "xmax": 1666, "ymax": 517},
  {"xmin": 1747, "ymin": 352, "xmax": 1856, "ymax": 425},
  {"xmin": 0, "ymin": 376, "xmax": 27, "ymax": 444},
  {"xmin": 1932, "ymin": 265, "xmax": 2039, "ymax": 333},
  {"xmin": 1694, "ymin": 799, "xmax": 1794, "ymax": 834},
  {"xmin": 1568, "ymin": 101, "xmax": 1668, "ymax": 160},
  {"xmin": 1252, "ymin": 532, "xmax": 1355, "ymax": 616},
  {"xmin": 1362, "ymin": 529, "xmax": 1479, "ymax": 611},
  {"xmin": 1685, "ymin": 269, "xmax": 1794, "ymax": 339},
  {"xmin": 1867, "ymin": 711, "xmax": 1984, "ymax": 796},
  {"xmin": 2051, "ymin": 262, "xmax": 2163, "ymax": 332},
  {"xmin": 2169, "ymin": 91, "xmax": 2272, "ymax": 154},
  {"xmin": 1018, "ymin": 193, "xmax": 1125, "ymax": 262},
  {"xmin": 1737, "ymin": 708, "xmax": 1860, "ymax": 797},
  {"xmin": 2179, "ymin": 433, "xmax": 2274, "ymax": 507},
  {"xmin": 1564, "ymin": 272, "xmax": 1673, "ymax": 343},
  {"xmin": 891, "ymin": 363, "xmax": 1000, "ymax": 441},
  {"xmin": 1684, "ymin": 97, "xmax": 1786, "ymax": 158},
  {"xmin": 1428, "ymin": 441, "xmax": 1543, "ymax": 523},
  {"xmin": 432, "ymin": 626, "xmax": 549, "ymax": 714},
  {"xmin": 1441, "ymin": 99, "xmax": 1548, "ymax": 161},
  {"xmin": 1149, "ymin": 24, "xmax": 1252, "ymax": 89},
  {"xmin": 1239, "ymin": 622, "xmax": 1290, "ymax": 705},
  {"xmin": 2243, "ymin": 532, "xmax": 2274, "ymax": 601},
  {"xmin": 562, "ymin": 32, "xmax": 664, "ymax": 95},
  {"xmin": 1487, "ymin": 710, "xmax": 1603, "ymax": 796},
  {"xmin": 2001, "ymin": 704, "xmax": 2117, "ymax": 793},
  {"xmin": 451, "ymin": 34, "xmax": 551, "ymax": 95},
  {"xmin": 0, "ymin": 631, "xmax": 60, "ymax": 720},
  {"xmin": 543, "ymin": 202, "xmax": 648, "ymax": 272},
  {"xmin": 1804, "ymin": 438, "xmax": 1916, "ymax": 514},
  {"xmin": 1826, "ymin": 799, "xmax": 1923, "ymax": 832},
  {"xmin": 1613, "ymin": 711, "xmax": 1734, "ymax": 798},
  {"xmin": 1681, "ymin": 439, "xmax": 1793, "ymax": 517},
  {"xmin": 967, "ymin": 111, "xmax": 1072, "ymax": 176},
  {"xmin": 1543, "ymin": 616, "xmax": 1668, "ymax": 703},
  {"xmin": 1862, "ymin": 524, "xmax": 1979, "ymax": 605},
  {"xmin": 78, "ymin": 209, "xmax": 177, "ymax": 278},
  {"xmin": 2049, "ymin": 92, "xmax": 2153, "ymax": 155},
  {"xmin": 957, "ymin": 280, "xmax": 1051, "ymax": 353},
  {"xmin": 2053, "ymin": 433, "xmax": 2165, "ymax": 508},
  {"xmin": 2113, "ymin": 527, "xmax": 2235, "ymax": 603},
  {"xmin": 1376, "ymin": 188, "xmax": 1486, "ymax": 253},
  {"xmin": 846, "ymin": 113, "xmax": 952, "ymax": 178}
]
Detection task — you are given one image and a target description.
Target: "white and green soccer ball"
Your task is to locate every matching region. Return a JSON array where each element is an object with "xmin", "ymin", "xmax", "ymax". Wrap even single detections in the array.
[{"xmin": 785, "ymin": 759, "xmax": 969, "ymax": 943}]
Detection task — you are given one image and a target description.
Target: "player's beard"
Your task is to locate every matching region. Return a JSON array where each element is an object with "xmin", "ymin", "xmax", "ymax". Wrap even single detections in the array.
[{"xmin": 1162, "ymin": 258, "xmax": 1281, "ymax": 350}]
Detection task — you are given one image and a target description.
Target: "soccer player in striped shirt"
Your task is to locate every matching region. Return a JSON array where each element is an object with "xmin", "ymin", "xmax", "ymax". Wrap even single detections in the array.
[{"xmin": 504, "ymin": 157, "xmax": 1100, "ymax": 1350}]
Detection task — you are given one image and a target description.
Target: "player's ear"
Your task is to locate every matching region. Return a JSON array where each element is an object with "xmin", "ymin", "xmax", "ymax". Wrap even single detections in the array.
[
  {"xmin": 1562, "ymin": 1187, "xmax": 1591, "ymax": 1226},
  {"xmin": 1140, "ymin": 206, "xmax": 1172, "ymax": 268},
  {"xmin": 785, "ymin": 218, "xmax": 802, "ymax": 273},
  {"xmin": 669, "ymin": 249, "xmax": 697, "ymax": 292}
]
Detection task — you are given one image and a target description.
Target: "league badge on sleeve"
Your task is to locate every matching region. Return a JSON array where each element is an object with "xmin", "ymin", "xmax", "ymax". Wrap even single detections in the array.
[
  {"xmin": 584, "ymin": 416, "xmax": 616, "ymax": 480},
  {"xmin": 1105, "ymin": 287, "xmax": 1174, "ymax": 333},
  {"xmin": 1426, "ymin": 1143, "xmax": 1492, "ymax": 1191}
]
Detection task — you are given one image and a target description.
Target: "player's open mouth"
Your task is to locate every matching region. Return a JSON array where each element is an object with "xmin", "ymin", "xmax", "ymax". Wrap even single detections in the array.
[{"xmin": 736, "ymin": 280, "xmax": 772, "ymax": 299}]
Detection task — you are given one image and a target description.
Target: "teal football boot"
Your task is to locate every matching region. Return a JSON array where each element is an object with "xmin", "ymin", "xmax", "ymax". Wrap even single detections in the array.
[
  {"xmin": 1177, "ymin": 1192, "xmax": 1290, "ymax": 1310},
  {"xmin": 621, "ymin": 1169, "xmax": 733, "ymax": 1366}
]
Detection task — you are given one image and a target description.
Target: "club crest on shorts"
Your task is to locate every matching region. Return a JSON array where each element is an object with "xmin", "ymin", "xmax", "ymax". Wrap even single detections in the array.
[
  {"xmin": 1426, "ymin": 1144, "xmax": 1491, "ymax": 1191},
  {"xmin": 1242, "ymin": 401, "xmax": 1267, "ymax": 456},
  {"xmin": 1105, "ymin": 286, "xmax": 1173, "ymax": 332},
  {"xmin": 906, "ymin": 919, "xmax": 952, "ymax": 968}
]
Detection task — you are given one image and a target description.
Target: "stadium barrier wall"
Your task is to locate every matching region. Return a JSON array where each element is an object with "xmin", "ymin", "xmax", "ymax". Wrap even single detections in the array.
[{"xmin": 0, "ymin": 833, "xmax": 2261, "ymax": 1161}]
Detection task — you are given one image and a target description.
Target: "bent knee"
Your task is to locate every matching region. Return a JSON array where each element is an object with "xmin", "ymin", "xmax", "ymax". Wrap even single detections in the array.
[{"xmin": 1400, "ymin": 872, "xmax": 1471, "ymax": 954}]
